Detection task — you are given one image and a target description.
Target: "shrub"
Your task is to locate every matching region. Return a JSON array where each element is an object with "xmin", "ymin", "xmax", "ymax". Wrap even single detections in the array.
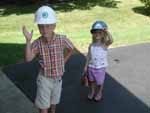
[{"xmin": 140, "ymin": 0, "xmax": 150, "ymax": 9}]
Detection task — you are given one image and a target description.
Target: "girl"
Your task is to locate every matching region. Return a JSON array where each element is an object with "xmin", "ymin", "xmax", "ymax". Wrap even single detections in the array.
[{"xmin": 84, "ymin": 21, "xmax": 113, "ymax": 102}]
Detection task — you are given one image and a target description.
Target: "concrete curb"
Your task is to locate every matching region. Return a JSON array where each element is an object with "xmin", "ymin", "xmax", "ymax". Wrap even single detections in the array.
[{"xmin": 0, "ymin": 70, "xmax": 38, "ymax": 113}]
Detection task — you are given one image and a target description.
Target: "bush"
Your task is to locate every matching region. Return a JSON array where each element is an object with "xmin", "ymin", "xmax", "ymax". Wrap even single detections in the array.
[
  {"xmin": 0, "ymin": 0, "xmax": 41, "ymax": 5},
  {"xmin": 0, "ymin": 0, "xmax": 31, "ymax": 5},
  {"xmin": 140, "ymin": 0, "xmax": 150, "ymax": 9}
]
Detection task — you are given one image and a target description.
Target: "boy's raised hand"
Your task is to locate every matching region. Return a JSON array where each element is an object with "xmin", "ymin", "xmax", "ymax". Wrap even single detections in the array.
[{"xmin": 22, "ymin": 25, "xmax": 33, "ymax": 42}]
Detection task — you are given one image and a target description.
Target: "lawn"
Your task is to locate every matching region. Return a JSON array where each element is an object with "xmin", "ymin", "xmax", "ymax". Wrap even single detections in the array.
[{"xmin": 0, "ymin": 0, "xmax": 150, "ymax": 66}]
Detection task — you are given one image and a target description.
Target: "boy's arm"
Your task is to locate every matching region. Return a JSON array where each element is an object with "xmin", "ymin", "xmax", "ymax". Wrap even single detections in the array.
[
  {"xmin": 22, "ymin": 26, "xmax": 37, "ymax": 62},
  {"xmin": 62, "ymin": 36, "xmax": 75, "ymax": 64},
  {"xmin": 64, "ymin": 48, "xmax": 74, "ymax": 64},
  {"xmin": 25, "ymin": 41, "xmax": 37, "ymax": 62}
]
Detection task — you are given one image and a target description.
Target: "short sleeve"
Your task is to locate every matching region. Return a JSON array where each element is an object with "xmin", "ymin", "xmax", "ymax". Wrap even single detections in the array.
[
  {"xmin": 31, "ymin": 40, "xmax": 39, "ymax": 54},
  {"xmin": 62, "ymin": 36, "xmax": 74, "ymax": 49}
]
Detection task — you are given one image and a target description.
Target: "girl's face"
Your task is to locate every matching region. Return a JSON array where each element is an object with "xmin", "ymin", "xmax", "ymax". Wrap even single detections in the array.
[
  {"xmin": 38, "ymin": 24, "xmax": 56, "ymax": 38},
  {"xmin": 92, "ymin": 30, "xmax": 104, "ymax": 40}
]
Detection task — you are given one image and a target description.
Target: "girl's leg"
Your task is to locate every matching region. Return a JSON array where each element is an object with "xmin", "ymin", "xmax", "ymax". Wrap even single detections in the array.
[
  {"xmin": 94, "ymin": 68, "xmax": 106, "ymax": 101},
  {"xmin": 88, "ymin": 82, "xmax": 96, "ymax": 100},
  {"xmin": 94, "ymin": 84, "xmax": 103, "ymax": 101},
  {"xmin": 87, "ymin": 67, "xmax": 96, "ymax": 100}
]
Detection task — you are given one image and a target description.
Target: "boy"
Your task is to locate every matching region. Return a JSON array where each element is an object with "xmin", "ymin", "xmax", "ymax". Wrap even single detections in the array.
[{"xmin": 22, "ymin": 6, "xmax": 74, "ymax": 113}]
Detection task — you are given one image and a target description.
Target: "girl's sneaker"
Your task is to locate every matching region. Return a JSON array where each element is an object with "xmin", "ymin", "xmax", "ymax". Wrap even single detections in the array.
[
  {"xmin": 88, "ymin": 92, "xmax": 95, "ymax": 100},
  {"xmin": 94, "ymin": 92, "xmax": 102, "ymax": 102}
]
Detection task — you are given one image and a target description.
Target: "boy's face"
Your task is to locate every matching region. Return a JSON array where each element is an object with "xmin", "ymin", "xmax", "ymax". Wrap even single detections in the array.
[{"xmin": 38, "ymin": 24, "xmax": 56, "ymax": 38}]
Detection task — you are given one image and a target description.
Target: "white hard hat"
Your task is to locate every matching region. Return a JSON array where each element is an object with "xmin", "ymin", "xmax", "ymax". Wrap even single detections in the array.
[{"xmin": 34, "ymin": 6, "xmax": 57, "ymax": 24}]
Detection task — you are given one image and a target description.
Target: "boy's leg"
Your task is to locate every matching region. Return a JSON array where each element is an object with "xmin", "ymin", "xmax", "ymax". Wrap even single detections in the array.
[
  {"xmin": 49, "ymin": 104, "xmax": 56, "ymax": 113},
  {"xmin": 35, "ymin": 75, "xmax": 52, "ymax": 112},
  {"xmin": 50, "ymin": 77, "xmax": 62, "ymax": 113},
  {"xmin": 40, "ymin": 109, "xmax": 48, "ymax": 113}
]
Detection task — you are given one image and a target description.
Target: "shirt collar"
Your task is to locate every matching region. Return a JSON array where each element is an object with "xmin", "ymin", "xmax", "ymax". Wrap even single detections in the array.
[{"xmin": 41, "ymin": 33, "xmax": 57, "ymax": 43}]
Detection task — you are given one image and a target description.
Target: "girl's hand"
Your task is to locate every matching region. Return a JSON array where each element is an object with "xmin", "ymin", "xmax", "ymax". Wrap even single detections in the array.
[
  {"xmin": 84, "ymin": 66, "xmax": 87, "ymax": 74},
  {"xmin": 22, "ymin": 25, "xmax": 33, "ymax": 42}
]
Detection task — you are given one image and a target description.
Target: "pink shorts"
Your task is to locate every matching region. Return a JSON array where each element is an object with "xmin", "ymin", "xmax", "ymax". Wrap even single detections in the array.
[{"xmin": 87, "ymin": 67, "xmax": 106, "ymax": 85}]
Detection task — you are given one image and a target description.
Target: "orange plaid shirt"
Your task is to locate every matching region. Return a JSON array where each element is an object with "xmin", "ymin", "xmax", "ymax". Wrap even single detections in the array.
[{"xmin": 31, "ymin": 34, "xmax": 74, "ymax": 77}]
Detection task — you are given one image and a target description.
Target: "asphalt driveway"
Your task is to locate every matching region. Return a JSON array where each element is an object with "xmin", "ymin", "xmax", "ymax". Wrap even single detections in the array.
[{"xmin": 1, "ymin": 43, "xmax": 150, "ymax": 113}]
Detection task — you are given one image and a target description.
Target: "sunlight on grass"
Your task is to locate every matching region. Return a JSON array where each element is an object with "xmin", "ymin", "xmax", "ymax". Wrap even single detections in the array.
[{"xmin": 0, "ymin": 0, "xmax": 150, "ymax": 65}]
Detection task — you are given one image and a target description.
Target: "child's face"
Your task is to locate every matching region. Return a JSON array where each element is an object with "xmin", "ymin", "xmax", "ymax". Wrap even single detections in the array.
[
  {"xmin": 92, "ymin": 30, "xmax": 104, "ymax": 40},
  {"xmin": 38, "ymin": 24, "xmax": 56, "ymax": 38}
]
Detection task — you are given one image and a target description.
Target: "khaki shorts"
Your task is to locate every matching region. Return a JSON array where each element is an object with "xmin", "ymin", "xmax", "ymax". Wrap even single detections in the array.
[{"xmin": 35, "ymin": 74, "xmax": 62, "ymax": 109}]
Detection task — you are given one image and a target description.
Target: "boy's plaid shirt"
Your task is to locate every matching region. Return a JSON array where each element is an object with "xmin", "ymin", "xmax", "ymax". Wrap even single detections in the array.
[{"xmin": 31, "ymin": 34, "xmax": 74, "ymax": 77}]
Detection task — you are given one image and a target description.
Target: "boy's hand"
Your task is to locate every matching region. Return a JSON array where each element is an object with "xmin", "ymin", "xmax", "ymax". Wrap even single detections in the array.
[{"xmin": 22, "ymin": 25, "xmax": 33, "ymax": 42}]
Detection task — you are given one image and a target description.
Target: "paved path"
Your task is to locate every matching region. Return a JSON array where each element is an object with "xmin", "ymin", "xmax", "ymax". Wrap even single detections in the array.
[
  {"xmin": 1, "ymin": 43, "xmax": 150, "ymax": 113},
  {"xmin": 0, "ymin": 70, "xmax": 38, "ymax": 113}
]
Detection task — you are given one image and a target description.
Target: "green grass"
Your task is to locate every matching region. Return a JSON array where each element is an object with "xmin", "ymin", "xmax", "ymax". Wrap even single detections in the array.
[{"xmin": 0, "ymin": 0, "xmax": 150, "ymax": 66}]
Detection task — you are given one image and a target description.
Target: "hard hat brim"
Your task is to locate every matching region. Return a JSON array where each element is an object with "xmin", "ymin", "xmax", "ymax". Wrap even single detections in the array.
[{"xmin": 90, "ymin": 29, "xmax": 106, "ymax": 33}]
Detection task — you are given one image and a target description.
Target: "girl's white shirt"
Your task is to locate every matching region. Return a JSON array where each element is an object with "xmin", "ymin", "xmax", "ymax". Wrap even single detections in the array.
[{"xmin": 88, "ymin": 44, "xmax": 108, "ymax": 69}]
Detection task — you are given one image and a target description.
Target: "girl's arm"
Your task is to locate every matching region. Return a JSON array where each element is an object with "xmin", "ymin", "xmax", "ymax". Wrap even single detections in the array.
[
  {"xmin": 84, "ymin": 44, "xmax": 91, "ymax": 72},
  {"xmin": 105, "ymin": 30, "xmax": 113, "ymax": 47}
]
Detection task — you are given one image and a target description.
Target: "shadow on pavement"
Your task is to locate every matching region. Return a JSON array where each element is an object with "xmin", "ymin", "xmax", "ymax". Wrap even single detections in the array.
[
  {"xmin": 2, "ymin": 60, "xmax": 40, "ymax": 102},
  {"xmin": 0, "ymin": 43, "xmax": 25, "ymax": 66},
  {"xmin": 2, "ymin": 53, "xmax": 150, "ymax": 113}
]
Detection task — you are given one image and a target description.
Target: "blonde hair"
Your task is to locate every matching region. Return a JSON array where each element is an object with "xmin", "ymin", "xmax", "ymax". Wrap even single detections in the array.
[{"xmin": 92, "ymin": 30, "xmax": 113, "ymax": 46}]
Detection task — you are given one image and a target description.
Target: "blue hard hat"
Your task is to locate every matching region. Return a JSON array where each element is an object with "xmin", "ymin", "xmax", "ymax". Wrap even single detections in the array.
[{"xmin": 91, "ymin": 21, "xmax": 108, "ymax": 33}]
